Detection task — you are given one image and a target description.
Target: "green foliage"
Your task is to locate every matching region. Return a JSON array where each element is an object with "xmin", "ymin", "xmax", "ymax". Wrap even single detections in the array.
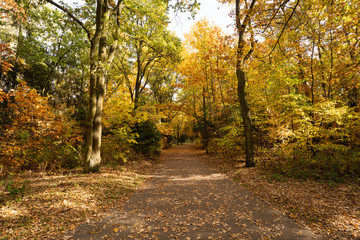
[
  {"xmin": 102, "ymin": 127, "xmax": 137, "ymax": 166},
  {"xmin": 207, "ymin": 108, "xmax": 245, "ymax": 157},
  {"xmin": 135, "ymin": 120, "xmax": 162, "ymax": 158},
  {"xmin": 208, "ymin": 124, "xmax": 244, "ymax": 157},
  {"xmin": 23, "ymin": 62, "xmax": 51, "ymax": 95}
]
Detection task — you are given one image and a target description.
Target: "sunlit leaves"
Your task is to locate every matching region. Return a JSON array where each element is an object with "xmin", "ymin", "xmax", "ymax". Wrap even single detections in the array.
[{"xmin": 0, "ymin": 82, "xmax": 82, "ymax": 172}]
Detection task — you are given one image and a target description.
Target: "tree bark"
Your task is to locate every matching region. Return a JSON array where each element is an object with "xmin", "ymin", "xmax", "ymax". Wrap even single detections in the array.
[
  {"xmin": 202, "ymin": 86, "xmax": 209, "ymax": 154},
  {"xmin": 236, "ymin": 68, "xmax": 255, "ymax": 167},
  {"xmin": 83, "ymin": 40, "xmax": 98, "ymax": 172},
  {"xmin": 84, "ymin": 0, "xmax": 105, "ymax": 173},
  {"xmin": 84, "ymin": 0, "xmax": 115, "ymax": 172},
  {"xmin": 46, "ymin": 0, "xmax": 123, "ymax": 173},
  {"xmin": 310, "ymin": 39, "xmax": 315, "ymax": 104},
  {"xmin": 235, "ymin": 0, "xmax": 256, "ymax": 167}
]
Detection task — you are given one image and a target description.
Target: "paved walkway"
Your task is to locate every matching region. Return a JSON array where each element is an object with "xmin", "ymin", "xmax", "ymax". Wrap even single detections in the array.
[{"xmin": 61, "ymin": 144, "xmax": 321, "ymax": 239}]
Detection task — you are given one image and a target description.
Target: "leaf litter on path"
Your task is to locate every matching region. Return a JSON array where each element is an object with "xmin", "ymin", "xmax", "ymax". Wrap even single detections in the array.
[
  {"xmin": 62, "ymin": 144, "xmax": 321, "ymax": 239},
  {"xmin": 202, "ymin": 151, "xmax": 360, "ymax": 239}
]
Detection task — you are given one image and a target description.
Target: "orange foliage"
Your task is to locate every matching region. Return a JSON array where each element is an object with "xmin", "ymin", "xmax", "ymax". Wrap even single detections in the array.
[
  {"xmin": 0, "ymin": 43, "xmax": 14, "ymax": 75},
  {"xmin": 0, "ymin": 0, "xmax": 26, "ymax": 21},
  {"xmin": 0, "ymin": 82, "xmax": 82, "ymax": 174}
]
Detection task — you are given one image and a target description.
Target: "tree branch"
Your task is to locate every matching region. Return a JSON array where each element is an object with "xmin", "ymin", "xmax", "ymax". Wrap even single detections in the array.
[
  {"xmin": 45, "ymin": 0, "xmax": 91, "ymax": 40},
  {"xmin": 45, "ymin": 44, "xmax": 74, "ymax": 84},
  {"xmin": 237, "ymin": 0, "xmax": 257, "ymax": 41},
  {"xmin": 262, "ymin": 0, "xmax": 291, "ymax": 33},
  {"xmin": 264, "ymin": 0, "xmax": 300, "ymax": 58},
  {"xmin": 114, "ymin": 56, "xmax": 134, "ymax": 102}
]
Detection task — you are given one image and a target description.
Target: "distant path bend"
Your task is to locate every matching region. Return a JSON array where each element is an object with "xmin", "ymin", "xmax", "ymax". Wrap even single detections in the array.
[{"xmin": 62, "ymin": 144, "xmax": 321, "ymax": 239}]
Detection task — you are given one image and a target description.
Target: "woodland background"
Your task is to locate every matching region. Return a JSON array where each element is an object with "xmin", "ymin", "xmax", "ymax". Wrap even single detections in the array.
[
  {"xmin": 1, "ymin": 0, "xmax": 360, "ymax": 238},
  {"xmin": 1, "ymin": 0, "xmax": 359, "ymax": 179}
]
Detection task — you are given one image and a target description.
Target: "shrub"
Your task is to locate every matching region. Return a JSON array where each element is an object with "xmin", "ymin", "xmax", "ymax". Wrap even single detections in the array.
[
  {"xmin": 0, "ymin": 82, "xmax": 82, "ymax": 175},
  {"xmin": 135, "ymin": 120, "xmax": 162, "ymax": 158},
  {"xmin": 102, "ymin": 126, "xmax": 137, "ymax": 166},
  {"xmin": 261, "ymin": 97, "xmax": 360, "ymax": 180}
]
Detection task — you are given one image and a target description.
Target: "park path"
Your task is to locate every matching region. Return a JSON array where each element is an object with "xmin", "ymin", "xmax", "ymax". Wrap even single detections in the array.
[{"xmin": 61, "ymin": 144, "xmax": 321, "ymax": 239}]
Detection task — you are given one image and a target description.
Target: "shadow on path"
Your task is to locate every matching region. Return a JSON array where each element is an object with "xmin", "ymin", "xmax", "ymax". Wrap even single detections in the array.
[{"xmin": 60, "ymin": 144, "xmax": 322, "ymax": 239}]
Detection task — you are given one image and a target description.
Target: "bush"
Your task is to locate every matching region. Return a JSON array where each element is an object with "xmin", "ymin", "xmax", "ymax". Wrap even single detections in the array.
[
  {"xmin": 207, "ymin": 111, "xmax": 245, "ymax": 158},
  {"xmin": 135, "ymin": 120, "xmax": 162, "ymax": 158},
  {"xmin": 102, "ymin": 126, "xmax": 137, "ymax": 166},
  {"xmin": 261, "ymin": 98, "xmax": 360, "ymax": 180},
  {"xmin": 0, "ymin": 82, "xmax": 82, "ymax": 174},
  {"xmin": 162, "ymin": 135, "xmax": 173, "ymax": 148}
]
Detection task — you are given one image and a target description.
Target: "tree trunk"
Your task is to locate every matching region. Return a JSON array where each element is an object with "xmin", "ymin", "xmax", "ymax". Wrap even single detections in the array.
[
  {"xmin": 235, "ymin": 0, "xmax": 256, "ymax": 167},
  {"xmin": 84, "ymin": 0, "xmax": 107, "ymax": 173},
  {"xmin": 84, "ymin": 39, "xmax": 100, "ymax": 173},
  {"xmin": 236, "ymin": 68, "xmax": 255, "ymax": 167},
  {"xmin": 134, "ymin": 41, "xmax": 143, "ymax": 110},
  {"xmin": 45, "ymin": 0, "xmax": 122, "ymax": 173},
  {"xmin": 310, "ymin": 39, "xmax": 315, "ymax": 104},
  {"xmin": 202, "ymin": 86, "xmax": 209, "ymax": 154}
]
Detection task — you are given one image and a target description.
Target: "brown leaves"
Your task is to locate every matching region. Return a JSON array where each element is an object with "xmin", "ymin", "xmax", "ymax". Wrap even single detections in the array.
[
  {"xmin": 0, "ymin": 0, "xmax": 26, "ymax": 21},
  {"xmin": 204, "ymin": 153, "xmax": 360, "ymax": 239},
  {"xmin": 0, "ymin": 43, "xmax": 14, "ymax": 75},
  {"xmin": 0, "ymin": 160, "xmax": 155, "ymax": 239}
]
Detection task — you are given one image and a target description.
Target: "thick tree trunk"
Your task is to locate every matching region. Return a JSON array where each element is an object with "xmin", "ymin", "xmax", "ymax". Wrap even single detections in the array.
[
  {"xmin": 84, "ymin": 39, "xmax": 100, "ymax": 173},
  {"xmin": 84, "ymin": 0, "xmax": 107, "ymax": 173},
  {"xmin": 45, "ymin": 0, "xmax": 122, "ymax": 173},
  {"xmin": 88, "ymin": 72, "xmax": 105, "ymax": 172}
]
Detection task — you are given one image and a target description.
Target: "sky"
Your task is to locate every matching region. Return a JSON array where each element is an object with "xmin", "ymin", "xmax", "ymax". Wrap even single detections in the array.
[
  {"xmin": 168, "ymin": 0, "xmax": 234, "ymax": 40},
  {"xmin": 62, "ymin": 0, "xmax": 234, "ymax": 40}
]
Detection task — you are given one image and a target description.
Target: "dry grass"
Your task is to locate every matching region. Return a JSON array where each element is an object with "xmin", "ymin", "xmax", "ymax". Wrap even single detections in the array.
[{"xmin": 0, "ymin": 159, "xmax": 157, "ymax": 239}]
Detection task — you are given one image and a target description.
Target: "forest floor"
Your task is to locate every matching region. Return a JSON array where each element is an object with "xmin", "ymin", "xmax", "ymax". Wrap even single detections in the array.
[
  {"xmin": 59, "ymin": 144, "xmax": 319, "ymax": 239},
  {"xmin": 0, "ymin": 158, "xmax": 158, "ymax": 239},
  {"xmin": 203, "ymin": 150, "xmax": 360, "ymax": 239},
  {"xmin": 1, "ymin": 144, "xmax": 358, "ymax": 239}
]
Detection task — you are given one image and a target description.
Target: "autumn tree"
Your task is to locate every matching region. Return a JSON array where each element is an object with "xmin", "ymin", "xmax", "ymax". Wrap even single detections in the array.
[
  {"xmin": 0, "ymin": 82, "xmax": 81, "ymax": 172},
  {"xmin": 243, "ymin": 0, "xmax": 360, "ymax": 178},
  {"xmin": 112, "ymin": 0, "xmax": 181, "ymax": 110},
  {"xmin": 0, "ymin": 0, "xmax": 25, "ymax": 87},
  {"xmin": 44, "ymin": 0, "xmax": 199, "ymax": 172},
  {"xmin": 44, "ymin": 0, "xmax": 124, "ymax": 172},
  {"xmin": 233, "ymin": 0, "xmax": 257, "ymax": 167},
  {"xmin": 180, "ymin": 19, "xmax": 237, "ymax": 152},
  {"xmin": 214, "ymin": 0, "xmax": 302, "ymax": 167}
]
